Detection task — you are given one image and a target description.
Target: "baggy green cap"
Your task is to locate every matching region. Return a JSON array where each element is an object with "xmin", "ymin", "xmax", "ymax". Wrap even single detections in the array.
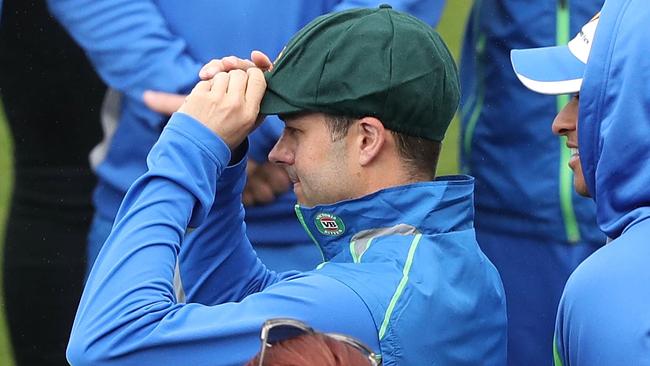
[{"xmin": 260, "ymin": 4, "xmax": 460, "ymax": 142}]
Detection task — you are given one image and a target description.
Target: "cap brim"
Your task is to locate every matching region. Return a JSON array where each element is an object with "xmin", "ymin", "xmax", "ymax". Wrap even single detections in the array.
[
  {"xmin": 511, "ymin": 45, "xmax": 585, "ymax": 95},
  {"xmin": 260, "ymin": 72, "xmax": 304, "ymax": 115},
  {"xmin": 259, "ymin": 86, "xmax": 304, "ymax": 116}
]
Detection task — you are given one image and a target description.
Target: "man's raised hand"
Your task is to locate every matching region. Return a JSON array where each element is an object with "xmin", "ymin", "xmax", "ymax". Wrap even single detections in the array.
[
  {"xmin": 144, "ymin": 51, "xmax": 272, "ymax": 116},
  {"xmin": 199, "ymin": 51, "xmax": 273, "ymax": 80},
  {"xmin": 178, "ymin": 67, "xmax": 266, "ymax": 150}
]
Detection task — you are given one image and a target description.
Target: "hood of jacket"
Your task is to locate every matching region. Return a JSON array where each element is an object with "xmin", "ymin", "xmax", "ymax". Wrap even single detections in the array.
[{"xmin": 579, "ymin": 0, "xmax": 650, "ymax": 239}]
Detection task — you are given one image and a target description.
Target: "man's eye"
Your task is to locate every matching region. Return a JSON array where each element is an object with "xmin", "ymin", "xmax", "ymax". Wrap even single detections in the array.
[{"xmin": 285, "ymin": 127, "xmax": 299, "ymax": 135}]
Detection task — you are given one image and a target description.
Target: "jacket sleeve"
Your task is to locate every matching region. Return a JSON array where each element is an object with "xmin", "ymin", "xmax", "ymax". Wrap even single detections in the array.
[
  {"xmin": 334, "ymin": 0, "xmax": 446, "ymax": 26},
  {"xmin": 176, "ymin": 130, "xmax": 297, "ymax": 304},
  {"xmin": 67, "ymin": 113, "xmax": 377, "ymax": 366},
  {"xmin": 46, "ymin": 0, "xmax": 201, "ymax": 104}
]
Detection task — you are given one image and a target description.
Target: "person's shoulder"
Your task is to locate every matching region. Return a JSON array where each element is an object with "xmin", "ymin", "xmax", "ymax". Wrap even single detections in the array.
[
  {"xmin": 557, "ymin": 227, "xmax": 650, "ymax": 366},
  {"xmin": 561, "ymin": 241, "xmax": 615, "ymax": 305},
  {"xmin": 560, "ymin": 226, "xmax": 650, "ymax": 326}
]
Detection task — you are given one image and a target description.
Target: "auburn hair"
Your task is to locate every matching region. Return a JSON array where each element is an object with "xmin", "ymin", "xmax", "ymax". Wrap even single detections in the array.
[{"xmin": 246, "ymin": 333, "xmax": 372, "ymax": 366}]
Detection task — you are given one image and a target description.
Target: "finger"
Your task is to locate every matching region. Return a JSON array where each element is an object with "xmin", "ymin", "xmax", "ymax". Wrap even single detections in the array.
[
  {"xmin": 251, "ymin": 50, "xmax": 273, "ymax": 71},
  {"xmin": 143, "ymin": 90, "xmax": 187, "ymax": 116},
  {"xmin": 222, "ymin": 56, "xmax": 256, "ymax": 72},
  {"xmin": 191, "ymin": 79, "xmax": 213, "ymax": 94},
  {"xmin": 210, "ymin": 72, "xmax": 230, "ymax": 99},
  {"xmin": 199, "ymin": 59, "xmax": 224, "ymax": 80},
  {"xmin": 242, "ymin": 189, "xmax": 254, "ymax": 206},
  {"xmin": 246, "ymin": 159, "xmax": 259, "ymax": 175},
  {"xmin": 245, "ymin": 68, "xmax": 266, "ymax": 105},
  {"xmin": 225, "ymin": 69, "xmax": 248, "ymax": 98},
  {"xmin": 249, "ymin": 179, "xmax": 275, "ymax": 204},
  {"xmin": 264, "ymin": 164, "xmax": 291, "ymax": 193}
]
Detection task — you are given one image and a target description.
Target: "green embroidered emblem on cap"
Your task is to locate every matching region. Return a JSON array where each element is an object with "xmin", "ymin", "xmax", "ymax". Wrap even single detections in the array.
[{"xmin": 315, "ymin": 213, "xmax": 346, "ymax": 236}]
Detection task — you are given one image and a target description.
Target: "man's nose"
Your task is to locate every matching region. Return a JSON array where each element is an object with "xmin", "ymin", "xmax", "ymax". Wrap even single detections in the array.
[
  {"xmin": 552, "ymin": 98, "xmax": 578, "ymax": 136},
  {"xmin": 268, "ymin": 136, "xmax": 293, "ymax": 166}
]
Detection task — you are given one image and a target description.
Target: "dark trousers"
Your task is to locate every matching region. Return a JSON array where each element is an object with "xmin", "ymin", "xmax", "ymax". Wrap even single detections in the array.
[{"xmin": 0, "ymin": 0, "xmax": 104, "ymax": 364}]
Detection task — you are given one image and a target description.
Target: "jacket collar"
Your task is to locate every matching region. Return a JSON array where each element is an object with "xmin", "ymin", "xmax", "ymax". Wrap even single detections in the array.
[{"xmin": 294, "ymin": 175, "xmax": 475, "ymax": 261}]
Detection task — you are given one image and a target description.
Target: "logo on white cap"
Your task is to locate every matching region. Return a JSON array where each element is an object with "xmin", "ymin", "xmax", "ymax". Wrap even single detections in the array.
[{"xmin": 568, "ymin": 12, "xmax": 600, "ymax": 64}]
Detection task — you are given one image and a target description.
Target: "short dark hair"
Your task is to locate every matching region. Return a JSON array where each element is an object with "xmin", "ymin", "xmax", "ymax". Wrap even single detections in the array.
[{"xmin": 323, "ymin": 114, "xmax": 441, "ymax": 180}]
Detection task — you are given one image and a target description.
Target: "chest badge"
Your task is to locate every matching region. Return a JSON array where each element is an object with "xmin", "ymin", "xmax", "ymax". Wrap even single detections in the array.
[{"xmin": 315, "ymin": 213, "xmax": 345, "ymax": 236}]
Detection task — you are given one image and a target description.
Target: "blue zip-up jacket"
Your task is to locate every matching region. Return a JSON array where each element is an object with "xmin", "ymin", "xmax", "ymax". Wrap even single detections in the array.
[
  {"xmin": 553, "ymin": 0, "xmax": 650, "ymax": 364},
  {"xmin": 46, "ymin": 0, "xmax": 445, "ymax": 248},
  {"xmin": 67, "ymin": 113, "xmax": 507, "ymax": 366},
  {"xmin": 460, "ymin": 0, "xmax": 603, "ymax": 244}
]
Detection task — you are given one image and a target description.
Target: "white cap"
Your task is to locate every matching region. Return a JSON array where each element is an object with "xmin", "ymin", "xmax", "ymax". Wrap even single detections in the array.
[{"xmin": 510, "ymin": 12, "xmax": 600, "ymax": 95}]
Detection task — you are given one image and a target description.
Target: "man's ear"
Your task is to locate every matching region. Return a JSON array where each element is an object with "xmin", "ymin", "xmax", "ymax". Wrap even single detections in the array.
[{"xmin": 356, "ymin": 117, "xmax": 386, "ymax": 166}]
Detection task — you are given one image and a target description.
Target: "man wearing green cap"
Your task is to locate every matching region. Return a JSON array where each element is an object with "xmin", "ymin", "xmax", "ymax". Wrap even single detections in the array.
[{"xmin": 68, "ymin": 6, "xmax": 507, "ymax": 366}]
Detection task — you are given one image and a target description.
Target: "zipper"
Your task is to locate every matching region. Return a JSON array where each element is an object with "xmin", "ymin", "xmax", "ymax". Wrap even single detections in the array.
[{"xmin": 557, "ymin": 0, "xmax": 581, "ymax": 243}]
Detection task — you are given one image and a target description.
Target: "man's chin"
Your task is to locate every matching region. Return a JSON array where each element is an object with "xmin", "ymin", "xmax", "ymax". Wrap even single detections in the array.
[{"xmin": 294, "ymin": 186, "xmax": 308, "ymax": 206}]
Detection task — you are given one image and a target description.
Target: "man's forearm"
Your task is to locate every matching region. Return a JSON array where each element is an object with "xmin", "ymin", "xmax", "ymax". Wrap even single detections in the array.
[{"xmin": 69, "ymin": 113, "xmax": 233, "ymax": 362}]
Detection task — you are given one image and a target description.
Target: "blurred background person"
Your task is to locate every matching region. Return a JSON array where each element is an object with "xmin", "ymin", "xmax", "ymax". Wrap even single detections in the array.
[
  {"xmin": 46, "ymin": 0, "xmax": 446, "ymax": 277},
  {"xmin": 458, "ymin": 1, "xmax": 605, "ymax": 365},
  {"xmin": 0, "ymin": 0, "xmax": 104, "ymax": 365}
]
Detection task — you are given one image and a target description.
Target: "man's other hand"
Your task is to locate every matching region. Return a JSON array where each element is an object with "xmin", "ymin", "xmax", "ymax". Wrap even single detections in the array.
[
  {"xmin": 178, "ymin": 68, "xmax": 266, "ymax": 150},
  {"xmin": 243, "ymin": 160, "xmax": 291, "ymax": 206},
  {"xmin": 143, "ymin": 90, "xmax": 186, "ymax": 116}
]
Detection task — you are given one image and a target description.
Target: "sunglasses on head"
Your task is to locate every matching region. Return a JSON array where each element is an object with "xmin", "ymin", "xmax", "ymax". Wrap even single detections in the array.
[{"xmin": 257, "ymin": 318, "xmax": 381, "ymax": 366}]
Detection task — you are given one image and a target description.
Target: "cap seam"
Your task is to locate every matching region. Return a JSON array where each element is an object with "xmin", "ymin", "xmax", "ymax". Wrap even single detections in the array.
[
  {"xmin": 316, "ymin": 21, "xmax": 359, "ymax": 106},
  {"xmin": 315, "ymin": 48, "xmax": 332, "ymax": 105},
  {"xmin": 383, "ymin": 10, "xmax": 396, "ymax": 123},
  {"xmin": 276, "ymin": 14, "xmax": 332, "ymax": 70}
]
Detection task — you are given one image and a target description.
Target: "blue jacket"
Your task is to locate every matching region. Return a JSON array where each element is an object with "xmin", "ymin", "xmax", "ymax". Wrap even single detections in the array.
[
  {"xmin": 47, "ymin": 0, "xmax": 445, "ymax": 247},
  {"xmin": 460, "ymin": 0, "xmax": 604, "ymax": 244},
  {"xmin": 67, "ymin": 113, "xmax": 507, "ymax": 366},
  {"xmin": 553, "ymin": 0, "xmax": 650, "ymax": 364}
]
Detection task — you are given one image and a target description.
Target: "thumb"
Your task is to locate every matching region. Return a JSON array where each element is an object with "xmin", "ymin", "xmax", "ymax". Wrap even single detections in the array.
[{"xmin": 251, "ymin": 50, "xmax": 273, "ymax": 71}]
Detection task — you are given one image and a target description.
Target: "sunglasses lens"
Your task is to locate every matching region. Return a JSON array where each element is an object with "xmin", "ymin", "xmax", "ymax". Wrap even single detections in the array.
[
  {"xmin": 259, "ymin": 319, "xmax": 380, "ymax": 365},
  {"xmin": 266, "ymin": 324, "xmax": 309, "ymax": 344}
]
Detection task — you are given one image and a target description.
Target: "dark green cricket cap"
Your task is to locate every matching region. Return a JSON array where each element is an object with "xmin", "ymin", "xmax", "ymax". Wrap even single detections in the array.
[{"xmin": 260, "ymin": 4, "xmax": 460, "ymax": 142}]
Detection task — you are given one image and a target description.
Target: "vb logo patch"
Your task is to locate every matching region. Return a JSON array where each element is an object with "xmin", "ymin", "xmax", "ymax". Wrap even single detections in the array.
[{"xmin": 315, "ymin": 213, "xmax": 345, "ymax": 236}]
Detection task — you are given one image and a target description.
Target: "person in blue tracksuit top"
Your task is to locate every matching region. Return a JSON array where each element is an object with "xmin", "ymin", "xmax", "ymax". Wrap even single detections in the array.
[
  {"xmin": 67, "ymin": 7, "xmax": 506, "ymax": 366},
  {"xmin": 511, "ymin": 0, "xmax": 650, "ymax": 364},
  {"xmin": 459, "ymin": 1, "xmax": 606, "ymax": 364},
  {"xmin": 46, "ymin": 0, "xmax": 445, "ymax": 274}
]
